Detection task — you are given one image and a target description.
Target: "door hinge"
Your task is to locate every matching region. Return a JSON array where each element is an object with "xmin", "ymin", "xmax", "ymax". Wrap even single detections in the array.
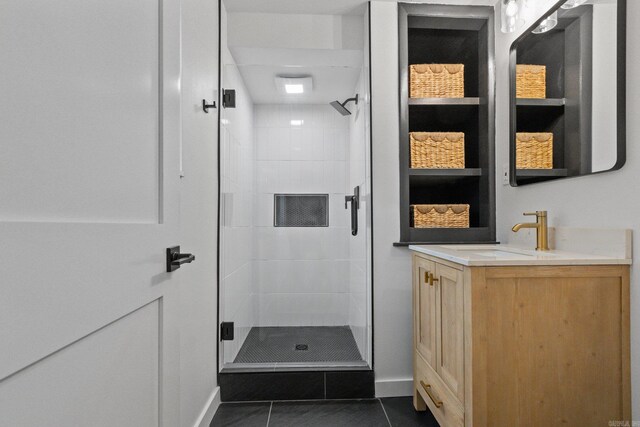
[
  {"xmin": 222, "ymin": 89, "xmax": 236, "ymax": 108},
  {"xmin": 220, "ymin": 322, "xmax": 234, "ymax": 341}
]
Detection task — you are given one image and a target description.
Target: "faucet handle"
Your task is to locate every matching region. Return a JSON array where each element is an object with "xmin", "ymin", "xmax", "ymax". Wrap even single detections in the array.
[{"xmin": 523, "ymin": 211, "xmax": 547, "ymax": 217}]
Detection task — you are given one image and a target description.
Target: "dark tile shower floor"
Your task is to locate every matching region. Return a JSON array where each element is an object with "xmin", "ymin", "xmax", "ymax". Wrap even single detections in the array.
[{"xmin": 234, "ymin": 326, "xmax": 363, "ymax": 364}]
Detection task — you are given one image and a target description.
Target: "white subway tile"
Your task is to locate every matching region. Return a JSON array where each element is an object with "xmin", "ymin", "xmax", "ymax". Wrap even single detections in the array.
[
  {"xmin": 325, "ymin": 161, "xmax": 347, "ymax": 193},
  {"xmin": 255, "ymin": 161, "xmax": 279, "ymax": 193},
  {"xmin": 255, "ymin": 129, "xmax": 273, "ymax": 160},
  {"xmin": 254, "ymin": 193, "xmax": 274, "ymax": 227},
  {"xmin": 289, "ymin": 161, "xmax": 323, "ymax": 193},
  {"xmin": 254, "ymin": 293, "xmax": 348, "ymax": 327},
  {"xmin": 255, "ymin": 260, "xmax": 290, "ymax": 293},
  {"xmin": 276, "ymin": 127, "xmax": 292, "ymax": 160},
  {"xmin": 324, "ymin": 227, "xmax": 350, "ymax": 260},
  {"xmin": 289, "ymin": 128, "xmax": 305, "ymax": 160},
  {"xmin": 326, "ymin": 260, "xmax": 350, "ymax": 293},
  {"xmin": 254, "ymin": 260, "xmax": 349, "ymax": 294},
  {"xmin": 284, "ymin": 228, "xmax": 325, "ymax": 260},
  {"xmin": 329, "ymin": 193, "xmax": 349, "ymax": 227}
]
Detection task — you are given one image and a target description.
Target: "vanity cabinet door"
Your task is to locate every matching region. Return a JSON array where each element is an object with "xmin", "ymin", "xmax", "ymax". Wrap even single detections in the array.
[
  {"xmin": 435, "ymin": 263, "xmax": 465, "ymax": 404},
  {"xmin": 413, "ymin": 256, "xmax": 437, "ymax": 368}
]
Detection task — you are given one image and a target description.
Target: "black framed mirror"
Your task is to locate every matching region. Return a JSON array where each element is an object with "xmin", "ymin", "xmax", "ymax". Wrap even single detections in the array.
[{"xmin": 509, "ymin": 0, "xmax": 626, "ymax": 186}]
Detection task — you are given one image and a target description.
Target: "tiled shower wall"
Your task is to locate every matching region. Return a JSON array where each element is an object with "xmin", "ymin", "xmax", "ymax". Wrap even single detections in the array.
[{"xmin": 252, "ymin": 104, "xmax": 353, "ymax": 327}]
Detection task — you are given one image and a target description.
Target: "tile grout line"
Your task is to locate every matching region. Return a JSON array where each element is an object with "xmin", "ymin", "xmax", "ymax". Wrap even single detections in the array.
[
  {"xmin": 378, "ymin": 399, "xmax": 393, "ymax": 427},
  {"xmin": 266, "ymin": 401, "xmax": 273, "ymax": 427},
  {"xmin": 323, "ymin": 372, "xmax": 327, "ymax": 399}
]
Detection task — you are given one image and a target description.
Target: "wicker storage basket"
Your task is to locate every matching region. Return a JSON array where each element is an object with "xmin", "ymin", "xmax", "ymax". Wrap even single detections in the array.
[
  {"xmin": 516, "ymin": 64, "xmax": 546, "ymax": 99},
  {"xmin": 412, "ymin": 204, "xmax": 470, "ymax": 228},
  {"xmin": 410, "ymin": 132, "xmax": 465, "ymax": 169},
  {"xmin": 516, "ymin": 132, "xmax": 553, "ymax": 169},
  {"xmin": 410, "ymin": 64, "xmax": 465, "ymax": 98}
]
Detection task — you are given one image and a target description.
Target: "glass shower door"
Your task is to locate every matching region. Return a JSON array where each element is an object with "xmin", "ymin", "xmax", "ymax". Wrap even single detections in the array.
[{"xmin": 218, "ymin": 8, "xmax": 372, "ymax": 373}]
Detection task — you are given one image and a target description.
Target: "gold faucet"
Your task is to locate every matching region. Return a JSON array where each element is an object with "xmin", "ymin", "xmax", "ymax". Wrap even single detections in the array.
[{"xmin": 512, "ymin": 211, "xmax": 549, "ymax": 251}]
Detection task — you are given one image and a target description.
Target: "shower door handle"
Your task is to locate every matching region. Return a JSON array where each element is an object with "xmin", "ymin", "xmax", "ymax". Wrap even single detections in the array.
[{"xmin": 345, "ymin": 186, "xmax": 360, "ymax": 236}]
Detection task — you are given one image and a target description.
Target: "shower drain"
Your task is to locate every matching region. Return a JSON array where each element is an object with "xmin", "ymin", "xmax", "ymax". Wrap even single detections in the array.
[{"xmin": 295, "ymin": 344, "xmax": 308, "ymax": 351}]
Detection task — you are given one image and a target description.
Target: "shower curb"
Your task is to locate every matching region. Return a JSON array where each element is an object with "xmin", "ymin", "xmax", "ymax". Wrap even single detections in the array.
[{"xmin": 219, "ymin": 370, "xmax": 375, "ymax": 402}]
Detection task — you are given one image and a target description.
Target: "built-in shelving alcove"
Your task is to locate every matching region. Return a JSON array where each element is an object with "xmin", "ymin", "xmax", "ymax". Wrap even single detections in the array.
[{"xmin": 396, "ymin": 4, "xmax": 495, "ymax": 245}]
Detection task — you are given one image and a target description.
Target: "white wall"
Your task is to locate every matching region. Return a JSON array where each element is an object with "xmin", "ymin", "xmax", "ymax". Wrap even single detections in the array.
[
  {"xmin": 495, "ymin": 0, "xmax": 640, "ymax": 415},
  {"xmin": 370, "ymin": 1, "xmax": 416, "ymax": 397},
  {"xmin": 252, "ymin": 104, "xmax": 352, "ymax": 327},
  {"xmin": 219, "ymin": 2, "xmax": 256, "ymax": 365},
  {"xmin": 228, "ymin": 12, "xmax": 364, "ymax": 50},
  {"xmin": 372, "ymin": 1, "xmax": 509, "ymax": 397},
  {"xmin": 179, "ymin": 0, "xmax": 220, "ymax": 424},
  {"xmin": 591, "ymin": 2, "xmax": 618, "ymax": 171}
]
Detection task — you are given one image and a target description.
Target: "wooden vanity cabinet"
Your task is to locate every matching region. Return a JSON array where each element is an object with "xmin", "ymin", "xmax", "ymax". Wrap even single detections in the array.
[
  {"xmin": 412, "ymin": 253, "xmax": 631, "ymax": 427},
  {"xmin": 414, "ymin": 257, "xmax": 437, "ymax": 367}
]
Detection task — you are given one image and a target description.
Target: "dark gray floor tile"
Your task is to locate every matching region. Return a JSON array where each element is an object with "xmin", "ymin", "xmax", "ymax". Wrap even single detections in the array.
[
  {"xmin": 380, "ymin": 397, "xmax": 439, "ymax": 427},
  {"xmin": 210, "ymin": 402, "xmax": 271, "ymax": 427},
  {"xmin": 269, "ymin": 399, "xmax": 389, "ymax": 427}
]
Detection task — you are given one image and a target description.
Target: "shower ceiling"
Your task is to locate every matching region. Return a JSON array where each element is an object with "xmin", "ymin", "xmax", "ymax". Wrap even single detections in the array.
[
  {"xmin": 224, "ymin": 0, "xmax": 497, "ymax": 15},
  {"xmin": 234, "ymin": 64, "xmax": 361, "ymax": 104},
  {"xmin": 226, "ymin": 10, "xmax": 364, "ymax": 104},
  {"xmin": 229, "ymin": 45, "xmax": 363, "ymax": 104}
]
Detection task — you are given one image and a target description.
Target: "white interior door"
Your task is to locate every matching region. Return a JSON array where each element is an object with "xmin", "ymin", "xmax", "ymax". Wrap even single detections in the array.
[{"xmin": 0, "ymin": 1, "xmax": 183, "ymax": 425}]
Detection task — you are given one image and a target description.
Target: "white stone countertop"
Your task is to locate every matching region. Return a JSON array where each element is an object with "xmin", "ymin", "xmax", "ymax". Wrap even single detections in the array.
[{"xmin": 408, "ymin": 244, "xmax": 632, "ymax": 267}]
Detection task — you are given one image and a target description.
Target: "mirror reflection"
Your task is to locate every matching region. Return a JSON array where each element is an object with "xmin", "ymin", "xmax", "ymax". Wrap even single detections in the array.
[{"xmin": 510, "ymin": 0, "xmax": 624, "ymax": 186}]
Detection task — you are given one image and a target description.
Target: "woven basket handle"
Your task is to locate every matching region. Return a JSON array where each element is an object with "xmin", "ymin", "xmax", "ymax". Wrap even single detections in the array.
[{"xmin": 413, "ymin": 64, "xmax": 464, "ymax": 74}]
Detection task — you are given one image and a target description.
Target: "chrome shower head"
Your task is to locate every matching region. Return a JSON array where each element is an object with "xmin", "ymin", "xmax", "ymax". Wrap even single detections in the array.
[{"xmin": 330, "ymin": 94, "xmax": 359, "ymax": 116}]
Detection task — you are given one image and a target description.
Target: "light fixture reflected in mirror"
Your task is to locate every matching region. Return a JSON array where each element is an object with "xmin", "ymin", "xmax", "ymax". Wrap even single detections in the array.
[
  {"xmin": 561, "ymin": 0, "xmax": 588, "ymax": 9},
  {"xmin": 501, "ymin": 0, "xmax": 524, "ymax": 33},
  {"xmin": 532, "ymin": 11, "xmax": 558, "ymax": 34}
]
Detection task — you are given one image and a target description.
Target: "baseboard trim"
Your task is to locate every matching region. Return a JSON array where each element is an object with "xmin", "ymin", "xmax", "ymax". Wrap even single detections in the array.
[
  {"xmin": 375, "ymin": 378, "xmax": 413, "ymax": 398},
  {"xmin": 195, "ymin": 386, "xmax": 221, "ymax": 427}
]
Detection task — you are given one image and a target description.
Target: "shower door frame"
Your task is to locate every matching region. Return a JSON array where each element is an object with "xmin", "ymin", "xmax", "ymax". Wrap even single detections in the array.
[{"xmin": 215, "ymin": 2, "xmax": 376, "ymax": 377}]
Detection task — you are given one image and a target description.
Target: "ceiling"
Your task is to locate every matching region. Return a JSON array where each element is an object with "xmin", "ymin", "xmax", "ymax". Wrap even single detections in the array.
[
  {"xmin": 229, "ymin": 46, "xmax": 363, "ymax": 104},
  {"xmin": 226, "ymin": 10, "xmax": 365, "ymax": 104},
  {"xmin": 233, "ymin": 63, "xmax": 362, "ymax": 105},
  {"xmin": 224, "ymin": 0, "xmax": 497, "ymax": 16},
  {"xmin": 224, "ymin": 0, "xmax": 497, "ymax": 104}
]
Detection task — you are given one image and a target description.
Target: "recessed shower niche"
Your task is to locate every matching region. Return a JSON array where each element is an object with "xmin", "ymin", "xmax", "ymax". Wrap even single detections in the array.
[{"xmin": 273, "ymin": 194, "xmax": 329, "ymax": 227}]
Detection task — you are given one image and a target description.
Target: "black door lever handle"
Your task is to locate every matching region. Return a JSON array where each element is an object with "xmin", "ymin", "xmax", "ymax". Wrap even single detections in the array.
[
  {"xmin": 173, "ymin": 253, "xmax": 195, "ymax": 264},
  {"xmin": 166, "ymin": 246, "xmax": 196, "ymax": 272}
]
